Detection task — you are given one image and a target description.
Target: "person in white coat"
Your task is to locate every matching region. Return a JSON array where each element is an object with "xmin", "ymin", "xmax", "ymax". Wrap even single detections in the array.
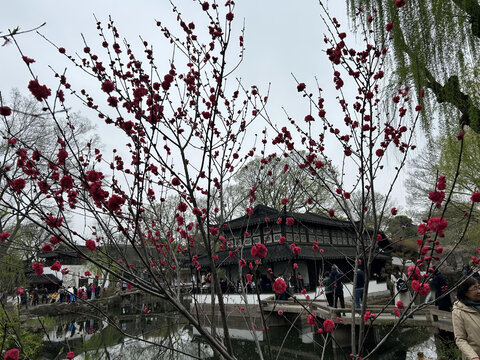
[
  {"xmin": 391, "ymin": 269, "xmax": 412, "ymax": 310},
  {"xmin": 452, "ymin": 276, "xmax": 480, "ymax": 360}
]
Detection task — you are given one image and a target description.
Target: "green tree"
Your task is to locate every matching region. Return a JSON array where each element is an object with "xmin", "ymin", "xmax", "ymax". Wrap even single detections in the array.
[
  {"xmin": 386, "ymin": 214, "xmax": 416, "ymax": 239},
  {"xmin": 346, "ymin": 0, "xmax": 480, "ymax": 131},
  {"xmin": 0, "ymin": 253, "xmax": 26, "ymax": 295},
  {"xmin": 406, "ymin": 130, "xmax": 480, "ymax": 247}
]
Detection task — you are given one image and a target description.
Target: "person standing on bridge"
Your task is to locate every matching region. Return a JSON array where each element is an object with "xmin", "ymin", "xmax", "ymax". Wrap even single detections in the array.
[
  {"xmin": 430, "ymin": 269, "xmax": 452, "ymax": 311},
  {"xmin": 391, "ymin": 268, "xmax": 411, "ymax": 311},
  {"xmin": 321, "ymin": 271, "xmax": 334, "ymax": 307},
  {"xmin": 355, "ymin": 267, "xmax": 365, "ymax": 309},
  {"xmin": 330, "ymin": 264, "xmax": 345, "ymax": 308},
  {"xmin": 452, "ymin": 277, "xmax": 480, "ymax": 360}
]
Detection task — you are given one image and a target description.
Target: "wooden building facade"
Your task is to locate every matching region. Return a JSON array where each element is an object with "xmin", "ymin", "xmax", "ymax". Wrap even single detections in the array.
[{"xmin": 202, "ymin": 205, "xmax": 391, "ymax": 291}]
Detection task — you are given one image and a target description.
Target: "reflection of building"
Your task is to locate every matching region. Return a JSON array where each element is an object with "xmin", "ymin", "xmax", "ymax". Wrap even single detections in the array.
[{"xmin": 198, "ymin": 205, "xmax": 391, "ymax": 290}]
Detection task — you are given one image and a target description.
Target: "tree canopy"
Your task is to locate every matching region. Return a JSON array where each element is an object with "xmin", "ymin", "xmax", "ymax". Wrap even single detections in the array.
[
  {"xmin": 346, "ymin": 0, "xmax": 480, "ymax": 131},
  {"xmin": 232, "ymin": 153, "xmax": 336, "ymax": 215}
]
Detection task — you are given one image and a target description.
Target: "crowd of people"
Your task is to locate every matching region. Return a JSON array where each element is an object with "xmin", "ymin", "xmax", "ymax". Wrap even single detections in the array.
[{"xmin": 19, "ymin": 283, "xmax": 102, "ymax": 307}]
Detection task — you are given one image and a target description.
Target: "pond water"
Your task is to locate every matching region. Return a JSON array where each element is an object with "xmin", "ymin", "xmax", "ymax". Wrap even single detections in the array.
[{"xmin": 37, "ymin": 306, "xmax": 444, "ymax": 360}]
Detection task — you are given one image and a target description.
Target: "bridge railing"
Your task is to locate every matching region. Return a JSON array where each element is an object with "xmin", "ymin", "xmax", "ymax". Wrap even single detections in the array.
[{"xmin": 261, "ymin": 298, "xmax": 453, "ymax": 331}]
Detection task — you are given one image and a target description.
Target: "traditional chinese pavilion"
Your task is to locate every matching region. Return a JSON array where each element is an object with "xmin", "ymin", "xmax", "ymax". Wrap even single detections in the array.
[{"xmin": 200, "ymin": 204, "xmax": 391, "ymax": 291}]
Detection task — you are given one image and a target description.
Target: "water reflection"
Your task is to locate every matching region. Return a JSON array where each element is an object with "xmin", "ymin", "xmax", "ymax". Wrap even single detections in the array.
[{"xmin": 40, "ymin": 306, "xmax": 438, "ymax": 360}]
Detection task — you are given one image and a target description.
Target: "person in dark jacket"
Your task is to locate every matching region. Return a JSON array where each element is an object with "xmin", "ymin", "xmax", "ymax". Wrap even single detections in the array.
[
  {"xmin": 330, "ymin": 264, "xmax": 345, "ymax": 308},
  {"xmin": 355, "ymin": 268, "xmax": 365, "ymax": 308},
  {"xmin": 322, "ymin": 271, "xmax": 334, "ymax": 307},
  {"xmin": 430, "ymin": 270, "xmax": 452, "ymax": 311}
]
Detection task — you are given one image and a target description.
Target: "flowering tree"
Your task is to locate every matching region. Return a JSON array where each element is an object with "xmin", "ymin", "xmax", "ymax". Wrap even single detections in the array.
[
  {"xmin": 346, "ymin": 0, "xmax": 480, "ymax": 133},
  {"xmin": 255, "ymin": 2, "xmax": 480, "ymax": 358},
  {"xmin": 0, "ymin": 90, "xmax": 95, "ymax": 264},
  {"xmin": 1, "ymin": 1, "xmax": 480, "ymax": 360},
  {"xmin": 1, "ymin": 2, "xmax": 260, "ymax": 359}
]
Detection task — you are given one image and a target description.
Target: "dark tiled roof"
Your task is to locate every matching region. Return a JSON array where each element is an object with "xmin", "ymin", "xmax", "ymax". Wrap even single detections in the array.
[
  {"xmin": 26, "ymin": 273, "xmax": 62, "ymax": 285},
  {"xmin": 225, "ymin": 204, "xmax": 355, "ymax": 230}
]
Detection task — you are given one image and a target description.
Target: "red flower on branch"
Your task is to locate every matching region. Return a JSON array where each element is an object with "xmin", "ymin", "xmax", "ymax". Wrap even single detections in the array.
[
  {"xmin": 363, "ymin": 311, "xmax": 376, "ymax": 322},
  {"xmin": 411, "ymin": 280, "xmax": 429, "ymax": 296},
  {"xmin": 0, "ymin": 106, "xmax": 12, "ymax": 116},
  {"xmin": 307, "ymin": 313, "xmax": 317, "ymax": 326},
  {"xmin": 32, "ymin": 262, "xmax": 44, "ymax": 276},
  {"xmin": 471, "ymin": 191, "xmax": 480, "ymax": 203},
  {"xmin": 101, "ymin": 80, "xmax": 115, "ymax": 93},
  {"xmin": 375, "ymin": 148, "xmax": 384, "ymax": 157},
  {"xmin": 50, "ymin": 261, "xmax": 61, "ymax": 271},
  {"xmin": 428, "ymin": 190, "xmax": 445, "ymax": 208},
  {"xmin": 408, "ymin": 265, "xmax": 420, "ymax": 280},
  {"xmin": 290, "ymin": 244, "xmax": 301, "ymax": 255},
  {"xmin": 57, "ymin": 149, "xmax": 68, "ymax": 165},
  {"xmin": 0, "ymin": 232, "xmax": 11, "ymax": 242},
  {"xmin": 85, "ymin": 239, "xmax": 96, "ymax": 251},
  {"xmin": 107, "ymin": 195, "xmax": 125, "ymax": 212},
  {"xmin": 45, "ymin": 215, "xmax": 63, "ymax": 228},
  {"xmin": 417, "ymin": 223, "xmax": 427, "ymax": 235},
  {"xmin": 273, "ymin": 277, "xmax": 287, "ymax": 294},
  {"xmin": 41, "ymin": 243, "xmax": 53, "ymax": 253},
  {"xmin": 251, "ymin": 243, "xmax": 268, "ymax": 259},
  {"xmin": 323, "ymin": 319, "xmax": 335, "ymax": 333},
  {"xmin": 428, "ymin": 217, "xmax": 448, "ymax": 233},
  {"xmin": 60, "ymin": 175, "xmax": 74, "ymax": 190},
  {"xmin": 10, "ymin": 178, "xmax": 26, "ymax": 193},
  {"xmin": 28, "ymin": 79, "xmax": 51, "ymax": 101},
  {"xmin": 22, "ymin": 56, "xmax": 35, "ymax": 64},
  {"xmin": 177, "ymin": 202, "xmax": 188, "ymax": 212},
  {"xmin": 3, "ymin": 349, "xmax": 20, "ymax": 360},
  {"xmin": 437, "ymin": 176, "xmax": 446, "ymax": 190}
]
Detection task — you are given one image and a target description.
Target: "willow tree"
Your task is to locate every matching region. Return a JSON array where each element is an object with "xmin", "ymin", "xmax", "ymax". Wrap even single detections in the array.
[{"xmin": 345, "ymin": 0, "xmax": 480, "ymax": 131}]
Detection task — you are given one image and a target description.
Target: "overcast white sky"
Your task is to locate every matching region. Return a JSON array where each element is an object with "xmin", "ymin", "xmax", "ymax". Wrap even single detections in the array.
[{"xmin": 0, "ymin": 1, "xmax": 413, "ymax": 209}]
